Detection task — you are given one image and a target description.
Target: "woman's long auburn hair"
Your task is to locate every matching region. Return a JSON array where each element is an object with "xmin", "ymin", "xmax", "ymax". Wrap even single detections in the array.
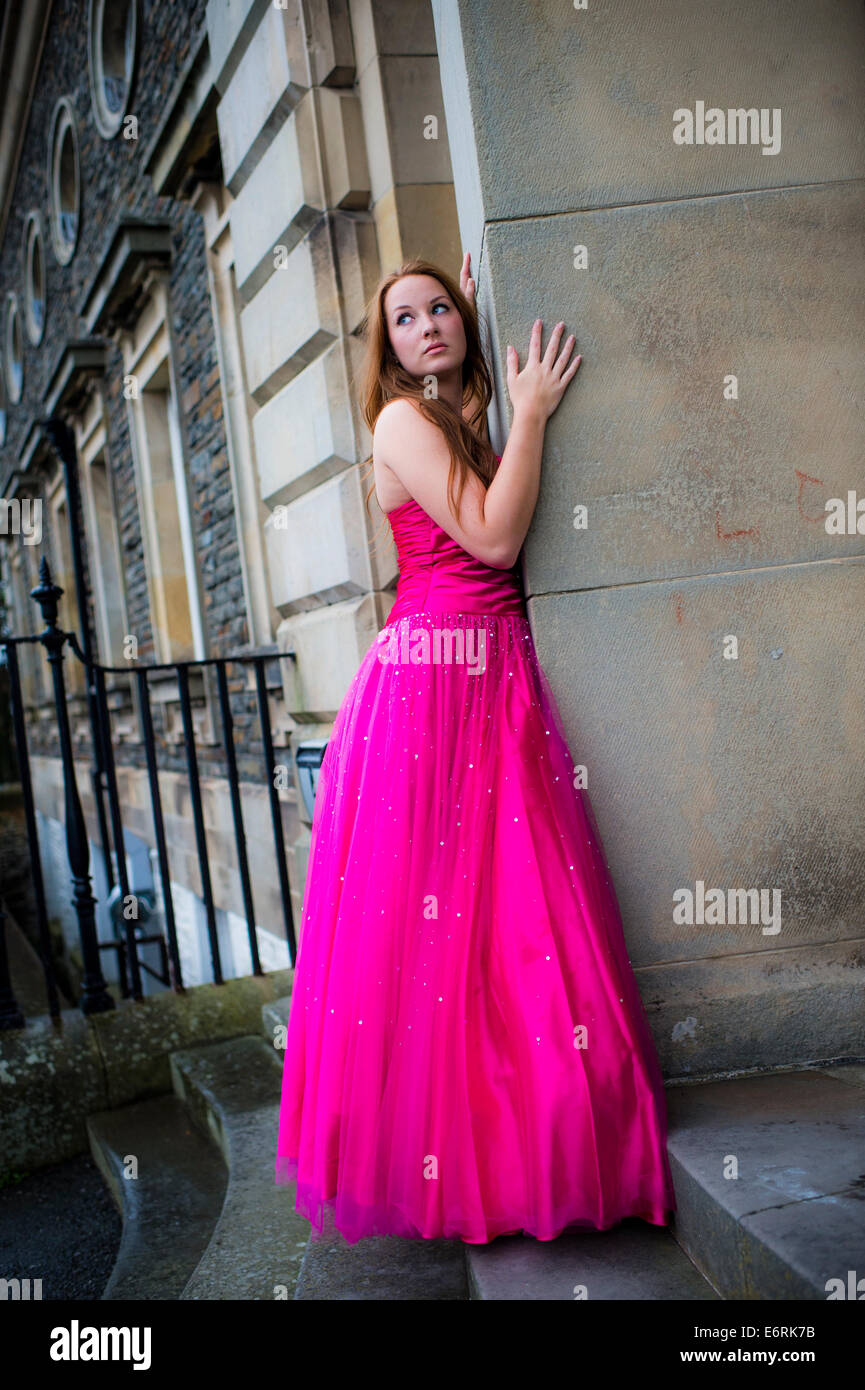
[{"xmin": 355, "ymin": 257, "xmax": 499, "ymax": 555}]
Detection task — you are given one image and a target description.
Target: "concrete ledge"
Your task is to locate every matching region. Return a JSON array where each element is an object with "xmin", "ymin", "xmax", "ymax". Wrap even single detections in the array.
[
  {"xmin": 666, "ymin": 1065, "xmax": 865, "ymax": 1298},
  {"xmin": 261, "ymin": 992, "xmax": 292, "ymax": 1045},
  {"xmin": 0, "ymin": 969, "xmax": 293, "ymax": 1178},
  {"xmin": 87, "ymin": 1093, "xmax": 227, "ymax": 1300},
  {"xmin": 170, "ymin": 1035, "xmax": 312, "ymax": 1300}
]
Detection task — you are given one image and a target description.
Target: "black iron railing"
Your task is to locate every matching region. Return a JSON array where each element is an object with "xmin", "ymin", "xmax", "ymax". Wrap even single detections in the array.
[{"xmin": 0, "ymin": 556, "xmax": 299, "ymax": 1029}]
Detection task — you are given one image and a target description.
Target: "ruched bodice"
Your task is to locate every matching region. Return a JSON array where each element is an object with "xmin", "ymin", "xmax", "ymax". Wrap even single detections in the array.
[{"xmin": 383, "ymin": 495, "xmax": 526, "ymax": 625}]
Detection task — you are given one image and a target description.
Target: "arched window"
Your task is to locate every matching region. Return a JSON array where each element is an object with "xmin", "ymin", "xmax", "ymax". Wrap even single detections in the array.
[
  {"xmin": 88, "ymin": 0, "xmax": 139, "ymax": 139},
  {"xmin": 47, "ymin": 98, "xmax": 81, "ymax": 265},
  {"xmin": 23, "ymin": 212, "xmax": 46, "ymax": 346},
  {"xmin": 0, "ymin": 350, "xmax": 7, "ymax": 445},
  {"xmin": 4, "ymin": 295, "xmax": 23, "ymax": 405}
]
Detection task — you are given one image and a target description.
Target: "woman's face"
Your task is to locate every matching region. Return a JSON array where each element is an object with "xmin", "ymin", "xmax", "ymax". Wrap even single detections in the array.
[{"xmin": 383, "ymin": 274, "xmax": 466, "ymax": 382}]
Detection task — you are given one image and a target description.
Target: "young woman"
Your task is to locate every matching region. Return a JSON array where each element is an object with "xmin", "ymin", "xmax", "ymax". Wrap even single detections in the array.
[{"xmin": 275, "ymin": 252, "xmax": 676, "ymax": 1245}]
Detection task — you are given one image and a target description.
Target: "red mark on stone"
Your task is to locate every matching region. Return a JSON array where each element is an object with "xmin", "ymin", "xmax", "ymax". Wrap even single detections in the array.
[
  {"xmin": 795, "ymin": 467, "xmax": 828, "ymax": 523},
  {"xmin": 715, "ymin": 512, "xmax": 759, "ymax": 541},
  {"xmin": 673, "ymin": 593, "xmax": 685, "ymax": 624}
]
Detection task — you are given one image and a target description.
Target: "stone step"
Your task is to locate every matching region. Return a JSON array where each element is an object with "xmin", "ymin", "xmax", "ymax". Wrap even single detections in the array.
[
  {"xmin": 159, "ymin": 1021, "xmax": 864, "ymax": 1300},
  {"xmin": 86, "ymin": 1093, "xmax": 227, "ymax": 1299},
  {"xmin": 260, "ymin": 992, "xmax": 291, "ymax": 1046},
  {"xmin": 466, "ymin": 1219, "xmax": 719, "ymax": 1300},
  {"xmin": 169, "ymin": 1034, "xmax": 312, "ymax": 1300},
  {"xmin": 294, "ymin": 1217, "xmax": 468, "ymax": 1300},
  {"xmin": 664, "ymin": 1062, "xmax": 865, "ymax": 1300}
]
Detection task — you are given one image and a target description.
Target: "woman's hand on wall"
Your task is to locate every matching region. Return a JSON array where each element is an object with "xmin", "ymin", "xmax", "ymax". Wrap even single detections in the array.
[{"xmin": 506, "ymin": 320, "xmax": 582, "ymax": 423}]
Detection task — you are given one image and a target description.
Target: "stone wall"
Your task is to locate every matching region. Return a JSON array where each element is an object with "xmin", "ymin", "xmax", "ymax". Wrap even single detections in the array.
[{"xmin": 432, "ymin": 0, "xmax": 865, "ymax": 1074}]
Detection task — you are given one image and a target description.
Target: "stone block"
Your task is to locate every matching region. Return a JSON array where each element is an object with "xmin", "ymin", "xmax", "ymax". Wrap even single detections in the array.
[
  {"xmin": 528, "ymin": 557, "xmax": 865, "ymax": 973},
  {"xmin": 265, "ymin": 464, "xmax": 378, "ymax": 610},
  {"xmin": 433, "ymin": 0, "xmax": 865, "ymax": 219},
  {"xmin": 315, "ymin": 87, "xmax": 371, "ymax": 209},
  {"xmin": 357, "ymin": 54, "xmax": 452, "ymax": 205},
  {"xmin": 277, "ymin": 592, "xmax": 388, "ymax": 718},
  {"xmin": 483, "ymin": 181, "xmax": 865, "ymax": 592},
  {"xmin": 349, "ymin": 0, "xmax": 438, "ymax": 75},
  {"xmin": 240, "ymin": 219, "xmax": 341, "ymax": 404},
  {"xmin": 216, "ymin": 0, "xmax": 310, "ymax": 193},
  {"xmin": 230, "ymin": 93, "xmax": 324, "ymax": 303}
]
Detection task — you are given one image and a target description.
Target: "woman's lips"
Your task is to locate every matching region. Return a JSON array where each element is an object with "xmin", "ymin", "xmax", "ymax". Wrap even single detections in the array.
[{"xmin": 424, "ymin": 343, "xmax": 447, "ymax": 354}]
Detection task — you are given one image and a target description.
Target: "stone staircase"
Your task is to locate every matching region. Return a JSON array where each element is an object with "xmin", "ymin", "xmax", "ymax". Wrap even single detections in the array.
[{"xmin": 85, "ymin": 991, "xmax": 865, "ymax": 1300}]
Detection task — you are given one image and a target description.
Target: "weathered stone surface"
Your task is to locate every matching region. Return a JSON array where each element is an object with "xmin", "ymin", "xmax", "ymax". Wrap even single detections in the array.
[
  {"xmin": 484, "ymin": 182, "xmax": 865, "ymax": 591},
  {"xmin": 215, "ymin": 0, "xmax": 310, "ymax": 192},
  {"xmin": 266, "ymin": 465, "xmax": 381, "ymax": 610},
  {"xmin": 527, "ymin": 556, "xmax": 865, "ymax": 1067},
  {"xmin": 230, "ymin": 94, "xmax": 324, "ymax": 302},
  {"xmin": 436, "ymin": 0, "xmax": 865, "ymax": 220},
  {"xmin": 240, "ymin": 219, "xmax": 341, "ymax": 404}
]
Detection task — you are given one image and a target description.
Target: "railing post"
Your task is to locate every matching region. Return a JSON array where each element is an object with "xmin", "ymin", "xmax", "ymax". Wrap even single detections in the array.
[
  {"xmin": 0, "ymin": 893, "xmax": 25, "ymax": 1030},
  {"xmin": 176, "ymin": 664, "xmax": 222, "ymax": 984},
  {"xmin": 30, "ymin": 558, "xmax": 114, "ymax": 1015},
  {"xmin": 40, "ymin": 417, "xmax": 117, "ymax": 905},
  {"xmin": 2, "ymin": 636, "xmax": 62, "ymax": 1020},
  {"xmin": 253, "ymin": 656, "xmax": 297, "ymax": 964}
]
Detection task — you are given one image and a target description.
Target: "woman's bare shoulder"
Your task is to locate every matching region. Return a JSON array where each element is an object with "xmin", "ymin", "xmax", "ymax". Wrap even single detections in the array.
[
  {"xmin": 373, "ymin": 398, "xmax": 444, "ymax": 467},
  {"xmin": 374, "ymin": 396, "xmax": 426, "ymax": 436}
]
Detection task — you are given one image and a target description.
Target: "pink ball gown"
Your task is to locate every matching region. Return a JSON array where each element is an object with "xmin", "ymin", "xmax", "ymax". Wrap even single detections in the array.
[{"xmin": 275, "ymin": 465, "xmax": 676, "ymax": 1245}]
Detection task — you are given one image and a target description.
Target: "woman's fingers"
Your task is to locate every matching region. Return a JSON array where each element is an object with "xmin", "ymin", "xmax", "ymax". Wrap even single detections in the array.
[
  {"xmin": 562, "ymin": 351, "xmax": 583, "ymax": 382},
  {"xmin": 553, "ymin": 333, "xmax": 577, "ymax": 374},
  {"xmin": 542, "ymin": 321, "xmax": 566, "ymax": 365},
  {"xmin": 460, "ymin": 250, "xmax": 475, "ymax": 303},
  {"xmin": 527, "ymin": 318, "xmax": 543, "ymax": 360}
]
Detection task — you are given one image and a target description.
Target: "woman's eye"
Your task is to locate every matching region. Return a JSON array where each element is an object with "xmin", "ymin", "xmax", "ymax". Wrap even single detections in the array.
[{"xmin": 396, "ymin": 303, "xmax": 448, "ymax": 326}]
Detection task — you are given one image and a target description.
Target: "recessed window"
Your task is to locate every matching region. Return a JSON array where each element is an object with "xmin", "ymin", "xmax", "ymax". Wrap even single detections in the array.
[
  {"xmin": 5, "ymin": 296, "xmax": 23, "ymax": 405},
  {"xmin": 0, "ymin": 354, "xmax": 7, "ymax": 445},
  {"xmin": 47, "ymin": 99, "xmax": 81, "ymax": 265},
  {"xmin": 88, "ymin": 0, "xmax": 138, "ymax": 139},
  {"xmin": 23, "ymin": 212, "xmax": 46, "ymax": 346}
]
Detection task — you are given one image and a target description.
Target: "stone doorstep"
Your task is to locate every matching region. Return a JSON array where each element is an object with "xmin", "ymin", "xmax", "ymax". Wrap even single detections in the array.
[
  {"xmin": 465, "ymin": 1220, "xmax": 720, "ymax": 1301},
  {"xmin": 294, "ymin": 1224, "xmax": 469, "ymax": 1301},
  {"xmin": 664, "ymin": 1064, "xmax": 865, "ymax": 1300},
  {"xmin": 268, "ymin": 989, "xmax": 712, "ymax": 1300},
  {"xmin": 266, "ymin": 1004, "xmax": 864, "ymax": 1300},
  {"xmin": 86, "ymin": 1094, "xmax": 227, "ymax": 1300}
]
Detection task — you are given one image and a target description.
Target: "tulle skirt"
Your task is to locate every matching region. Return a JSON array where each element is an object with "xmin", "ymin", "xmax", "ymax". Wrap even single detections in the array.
[{"xmin": 275, "ymin": 610, "xmax": 676, "ymax": 1244}]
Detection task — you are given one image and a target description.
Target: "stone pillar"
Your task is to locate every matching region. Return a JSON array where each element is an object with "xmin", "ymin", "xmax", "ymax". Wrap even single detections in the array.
[
  {"xmin": 206, "ymin": 0, "xmax": 464, "ymax": 922},
  {"xmin": 432, "ymin": 0, "xmax": 865, "ymax": 1074}
]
